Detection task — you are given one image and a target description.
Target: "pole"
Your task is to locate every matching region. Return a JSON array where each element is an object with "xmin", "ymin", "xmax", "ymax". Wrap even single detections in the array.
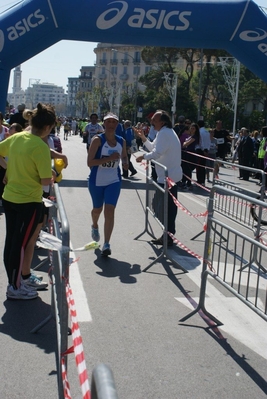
[
  {"xmin": 197, "ymin": 48, "xmax": 204, "ymax": 120},
  {"xmin": 163, "ymin": 73, "xmax": 177, "ymax": 126},
  {"xmin": 232, "ymin": 60, "xmax": 240, "ymax": 136},
  {"xmin": 171, "ymin": 74, "xmax": 177, "ymax": 126},
  {"xmin": 111, "ymin": 49, "xmax": 139, "ymax": 123},
  {"xmin": 117, "ymin": 86, "xmax": 121, "ymax": 119}
]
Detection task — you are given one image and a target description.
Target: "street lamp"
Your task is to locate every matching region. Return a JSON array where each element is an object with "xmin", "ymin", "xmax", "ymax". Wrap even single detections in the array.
[
  {"xmin": 27, "ymin": 78, "xmax": 40, "ymax": 108},
  {"xmin": 197, "ymin": 56, "xmax": 240, "ymax": 134},
  {"xmin": 163, "ymin": 72, "xmax": 177, "ymax": 126},
  {"xmin": 94, "ymin": 64, "xmax": 120, "ymax": 113},
  {"xmin": 111, "ymin": 48, "xmax": 140, "ymax": 124}
]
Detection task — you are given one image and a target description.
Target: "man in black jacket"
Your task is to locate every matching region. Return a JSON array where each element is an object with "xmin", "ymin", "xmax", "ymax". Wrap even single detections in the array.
[
  {"xmin": 9, "ymin": 104, "xmax": 27, "ymax": 128},
  {"xmin": 238, "ymin": 127, "xmax": 254, "ymax": 181}
]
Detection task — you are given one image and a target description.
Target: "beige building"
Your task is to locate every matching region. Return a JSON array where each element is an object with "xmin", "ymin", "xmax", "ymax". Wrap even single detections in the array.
[
  {"xmin": 94, "ymin": 43, "xmax": 153, "ymax": 118},
  {"xmin": 94, "ymin": 43, "xmax": 152, "ymax": 90},
  {"xmin": 67, "ymin": 43, "xmax": 153, "ymax": 117}
]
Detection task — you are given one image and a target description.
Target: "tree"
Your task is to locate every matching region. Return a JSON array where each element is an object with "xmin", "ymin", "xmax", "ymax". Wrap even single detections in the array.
[
  {"xmin": 141, "ymin": 47, "xmax": 179, "ymax": 72},
  {"xmin": 139, "ymin": 47, "xmax": 267, "ymax": 128}
]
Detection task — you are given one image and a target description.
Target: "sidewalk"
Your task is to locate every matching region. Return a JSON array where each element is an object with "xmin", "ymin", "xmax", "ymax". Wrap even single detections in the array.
[{"xmin": 0, "ymin": 219, "xmax": 58, "ymax": 398}]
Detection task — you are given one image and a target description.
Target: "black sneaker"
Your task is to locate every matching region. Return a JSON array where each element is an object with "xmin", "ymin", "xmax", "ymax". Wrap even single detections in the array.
[
  {"xmin": 151, "ymin": 237, "xmax": 173, "ymax": 247},
  {"xmin": 130, "ymin": 170, "xmax": 137, "ymax": 177}
]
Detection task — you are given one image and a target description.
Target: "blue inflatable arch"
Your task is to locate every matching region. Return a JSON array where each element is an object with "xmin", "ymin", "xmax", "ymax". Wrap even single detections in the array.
[{"xmin": 0, "ymin": 0, "xmax": 267, "ymax": 112}]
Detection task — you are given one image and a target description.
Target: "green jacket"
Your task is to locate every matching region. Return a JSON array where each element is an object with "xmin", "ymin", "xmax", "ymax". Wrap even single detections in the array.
[{"xmin": 258, "ymin": 137, "xmax": 266, "ymax": 159}]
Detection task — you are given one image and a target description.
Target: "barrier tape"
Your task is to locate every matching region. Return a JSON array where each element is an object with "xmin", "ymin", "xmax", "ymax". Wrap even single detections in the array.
[
  {"xmin": 66, "ymin": 283, "xmax": 91, "ymax": 399},
  {"xmin": 61, "ymin": 356, "xmax": 72, "ymax": 399},
  {"xmin": 258, "ymin": 230, "xmax": 267, "ymax": 246},
  {"xmin": 166, "ymin": 178, "xmax": 208, "ymax": 218},
  {"xmin": 168, "ymin": 232, "xmax": 215, "ymax": 272}
]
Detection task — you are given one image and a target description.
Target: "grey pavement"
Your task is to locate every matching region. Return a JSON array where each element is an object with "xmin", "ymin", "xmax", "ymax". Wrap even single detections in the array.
[{"xmin": 0, "ymin": 133, "xmax": 266, "ymax": 398}]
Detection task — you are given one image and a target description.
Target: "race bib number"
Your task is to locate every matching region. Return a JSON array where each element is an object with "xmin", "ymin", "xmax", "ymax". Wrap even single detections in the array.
[
  {"xmin": 100, "ymin": 155, "xmax": 118, "ymax": 168},
  {"xmin": 217, "ymin": 138, "xmax": 224, "ymax": 145}
]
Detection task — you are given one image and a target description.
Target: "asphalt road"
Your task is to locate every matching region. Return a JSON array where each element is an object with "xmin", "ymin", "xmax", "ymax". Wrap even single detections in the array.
[{"xmin": 0, "ymin": 132, "xmax": 266, "ymax": 399}]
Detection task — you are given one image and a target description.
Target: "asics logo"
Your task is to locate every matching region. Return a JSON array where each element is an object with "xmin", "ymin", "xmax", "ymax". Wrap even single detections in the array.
[
  {"xmin": 239, "ymin": 28, "xmax": 267, "ymax": 42},
  {"xmin": 239, "ymin": 28, "xmax": 267, "ymax": 56},
  {"xmin": 96, "ymin": 1, "xmax": 192, "ymax": 31},
  {"xmin": 97, "ymin": 1, "xmax": 128, "ymax": 30},
  {"xmin": 0, "ymin": 9, "xmax": 45, "ymax": 52}
]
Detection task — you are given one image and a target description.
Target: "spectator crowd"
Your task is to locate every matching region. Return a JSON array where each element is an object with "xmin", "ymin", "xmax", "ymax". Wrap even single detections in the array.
[{"xmin": 1, "ymin": 102, "xmax": 267, "ymax": 299}]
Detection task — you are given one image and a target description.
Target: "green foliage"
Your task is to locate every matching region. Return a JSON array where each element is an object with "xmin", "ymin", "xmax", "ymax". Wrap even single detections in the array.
[
  {"xmin": 203, "ymin": 103, "xmax": 234, "ymax": 130},
  {"xmin": 118, "ymin": 47, "xmax": 267, "ymax": 129}
]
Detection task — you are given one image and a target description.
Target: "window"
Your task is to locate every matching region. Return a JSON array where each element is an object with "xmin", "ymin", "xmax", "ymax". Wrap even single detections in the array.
[
  {"xmin": 133, "ymin": 66, "xmax": 140, "ymax": 76},
  {"xmin": 111, "ymin": 66, "xmax": 117, "ymax": 75},
  {"xmin": 134, "ymin": 51, "xmax": 141, "ymax": 62}
]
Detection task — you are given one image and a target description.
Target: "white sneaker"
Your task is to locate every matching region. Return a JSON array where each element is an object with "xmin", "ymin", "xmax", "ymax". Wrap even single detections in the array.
[
  {"xmin": 6, "ymin": 284, "xmax": 38, "ymax": 300},
  {"xmin": 23, "ymin": 274, "xmax": 48, "ymax": 290}
]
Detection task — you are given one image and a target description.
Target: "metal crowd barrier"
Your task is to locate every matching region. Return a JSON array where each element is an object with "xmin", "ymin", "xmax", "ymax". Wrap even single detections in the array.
[
  {"xmin": 180, "ymin": 185, "xmax": 267, "ymax": 326},
  {"xmin": 31, "ymin": 183, "xmax": 70, "ymax": 399},
  {"xmin": 31, "ymin": 184, "xmax": 119, "ymax": 398},
  {"xmin": 91, "ymin": 364, "xmax": 119, "ymax": 399},
  {"xmin": 212, "ymin": 160, "xmax": 266, "ymax": 232},
  {"xmin": 191, "ymin": 161, "xmax": 266, "ymax": 241},
  {"xmin": 135, "ymin": 159, "xmax": 187, "ymax": 273}
]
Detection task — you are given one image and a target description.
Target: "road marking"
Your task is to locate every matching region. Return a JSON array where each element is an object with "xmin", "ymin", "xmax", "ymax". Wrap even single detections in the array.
[
  {"xmin": 69, "ymin": 245, "xmax": 92, "ymax": 322},
  {"xmin": 174, "ymin": 255, "xmax": 267, "ymax": 360}
]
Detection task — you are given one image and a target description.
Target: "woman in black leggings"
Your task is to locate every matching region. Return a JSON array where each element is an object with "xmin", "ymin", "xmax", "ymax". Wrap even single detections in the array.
[{"xmin": 0, "ymin": 103, "xmax": 55, "ymax": 300}]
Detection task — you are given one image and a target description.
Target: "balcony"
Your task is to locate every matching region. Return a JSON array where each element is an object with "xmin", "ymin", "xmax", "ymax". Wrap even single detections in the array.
[
  {"xmin": 110, "ymin": 59, "xmax": 118, "ymax": 65},
  {"xmin": 133, "ymin": 58, "xmax": 141, "ymax": 65},
  {"xmin": 99, "ymin": 59, "xmax": 107, "ymax": 65},
  {"xmin": 119, "ymin": 74, "xmax": 129, "ymax": 81},
  {"xmin": 98, "ymin": 74, "xmax": 107, "ymax": 80},
  {"xmin": 121, "ymin": 58, "xmax": 129, "ymax": 65}
]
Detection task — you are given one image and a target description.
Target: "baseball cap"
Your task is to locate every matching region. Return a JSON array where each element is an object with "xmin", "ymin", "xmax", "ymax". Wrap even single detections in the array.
[
  {"xmin": 178, "ymin": 115, "xmax": 185, "ymax": 123},
  {"xmin": 103, "ymin": 112, "xmax": 119, "ymax": 121}
]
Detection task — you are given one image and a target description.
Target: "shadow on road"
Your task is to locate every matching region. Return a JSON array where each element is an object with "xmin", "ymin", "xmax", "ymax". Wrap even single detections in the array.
[
  {"xmin": 94, "ymin": 250, "xmax": 141, "ymax": 284},
  {"xmin": 0, "ymin": 298, "xmax": 56, "ymax": 354}
]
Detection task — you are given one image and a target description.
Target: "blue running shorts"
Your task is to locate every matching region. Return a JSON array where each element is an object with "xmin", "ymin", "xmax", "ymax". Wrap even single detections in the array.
[{"xmin": 88, "ymin": 181, "xmax": 121, "ymax": 208}]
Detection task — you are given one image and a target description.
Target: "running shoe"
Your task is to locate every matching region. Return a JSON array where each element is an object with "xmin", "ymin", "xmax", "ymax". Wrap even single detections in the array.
[
  {"xmin": 101, "ymin": 243, "xmax": 111, "ymax": 257},
  {"xmin": 6, "ymin": 284, "xmax": 38, "ymax": 300},
  {"xmin": 23, "ymin": 274, "xmax": 48, "ymax": 290},
  {"xmin": 91, "ymin": 225, "xmax": 100, "ymax": 242},
  {"xmin": 30, "ymin": 270, "xmax": 43, "ymax": 281}
]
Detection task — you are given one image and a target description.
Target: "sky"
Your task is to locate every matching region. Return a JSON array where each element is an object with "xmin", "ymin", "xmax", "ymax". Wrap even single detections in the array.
[{"xmin": 1, "ymin": 0, "xmax": 266, "ymax": 93}]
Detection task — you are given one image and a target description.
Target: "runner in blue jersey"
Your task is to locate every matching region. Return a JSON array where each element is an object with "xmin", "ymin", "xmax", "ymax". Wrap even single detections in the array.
[{"xmin": 87, "ymin": 113, "xmax": 128, "ymax": 256}]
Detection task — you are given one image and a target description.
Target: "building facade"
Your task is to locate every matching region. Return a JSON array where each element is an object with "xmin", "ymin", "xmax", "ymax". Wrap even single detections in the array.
[
  {"xmin": 7, "ymin": 65, "xmax": 26, "ymax": 111},
  {"xmin": 67, "ymin": 66, "xmax": 95, "ymax": 117},
  {"xmin": 67, "ymin": 43, "xmax": 153, "ymax": 118},
  {"xmin": 25, "ymin": 83, "xmax": 67, "ymax": 112},
  {"xmin": 94, "ymin": 43, "xmax": 152, "ymax": 119},
  {"xmin": 7, "ymin": 66, "xmax": 67, "ymax": 114}
]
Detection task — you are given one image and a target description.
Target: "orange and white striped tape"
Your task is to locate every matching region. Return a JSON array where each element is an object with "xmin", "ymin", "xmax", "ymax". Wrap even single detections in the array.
[{"xmin": 66, "ymin": 283, "xmax": 91, "ymax": 399}]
